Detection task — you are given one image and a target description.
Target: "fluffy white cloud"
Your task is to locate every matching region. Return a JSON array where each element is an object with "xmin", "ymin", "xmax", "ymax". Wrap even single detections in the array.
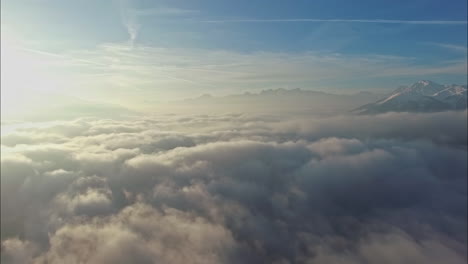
[{"xmin": 1, "ymin": 111, "xmax": 466, "ymax": 263}]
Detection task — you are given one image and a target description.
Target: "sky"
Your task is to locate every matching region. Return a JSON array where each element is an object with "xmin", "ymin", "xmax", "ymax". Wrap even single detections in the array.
[
  {"xmin": 1, "ymin": 0, "xmax": 467, "ymax": 109},
  {"xmin": 1, "ymin": 1, "xmax": 468, "ymax": 263}
]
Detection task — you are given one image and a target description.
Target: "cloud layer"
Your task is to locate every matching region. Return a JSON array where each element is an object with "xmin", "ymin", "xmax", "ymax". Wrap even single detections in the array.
[{"xmin": 1, "ymin": 111, "xmax": 467, "ymax": 263}]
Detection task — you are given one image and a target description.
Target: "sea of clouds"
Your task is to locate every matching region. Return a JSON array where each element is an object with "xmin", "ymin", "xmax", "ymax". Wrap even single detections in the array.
[{"xmin": 1, "ymin": 110, "xmax": 467, "ymax": 264}]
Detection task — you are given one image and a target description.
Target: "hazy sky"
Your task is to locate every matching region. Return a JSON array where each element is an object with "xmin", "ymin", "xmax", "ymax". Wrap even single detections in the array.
[{"xmin": 1, "ymin": 0, "xmax": 467, "ymax": 106}]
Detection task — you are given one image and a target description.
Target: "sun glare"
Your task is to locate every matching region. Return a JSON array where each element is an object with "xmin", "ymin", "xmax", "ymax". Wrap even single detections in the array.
[{"xmin": 1, "ymin": 34, "xmax": 66, "ymax": 117}]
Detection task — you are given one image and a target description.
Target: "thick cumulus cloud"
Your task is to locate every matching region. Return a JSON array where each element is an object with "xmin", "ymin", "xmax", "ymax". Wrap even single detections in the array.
[{"xmin": 1, "ymin": 111, "xmax": 467, "ymax": 264}]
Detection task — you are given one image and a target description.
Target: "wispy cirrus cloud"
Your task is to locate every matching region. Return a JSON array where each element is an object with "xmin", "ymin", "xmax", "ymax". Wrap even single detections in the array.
[
  {"xmin": 119, "ymin": 0, "xmax": 140, "ymax": 46},
  {"xmin": 129, "ymin": 7, "xmax": 198, "ymax": 17},
  {"xmin": 15, "ymin": 41, "xmax": 462, "ymax": 110},
  {"xmin": 6, "ymin": 40, "xmax": 466, "ymax": 109},
  {"xmin": 118, "ymin": 0, "xmax": 197, "ymax": 46},
  {"xmin": 203, "ymin": 18, "xmax": 468, "ymax": 25},
  {"xmin": 431, "ymin": 43, "xmax": 468, "ymax": 53},
  {"xmin": 59, "ymin": 44, "xmax": 466, "ymax": 98}
]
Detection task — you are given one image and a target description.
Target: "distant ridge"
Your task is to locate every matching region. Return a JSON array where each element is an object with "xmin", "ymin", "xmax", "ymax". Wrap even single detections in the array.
[
  {"xmin": 171, "ymin": 88, "xmax": 385, "ymax": 114},
  {"xmin": 353, "ymin": 80, "xmax": 467, "ymax": 114},
  {"xmin": 183, "ymin": 88, "xmax": 382, "ymax": 103}
]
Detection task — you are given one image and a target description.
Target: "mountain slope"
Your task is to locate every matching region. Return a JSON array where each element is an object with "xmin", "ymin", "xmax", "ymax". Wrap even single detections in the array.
[{"xmin": 353, "ymin": 81, "xmax": 467, "ymax": 114}]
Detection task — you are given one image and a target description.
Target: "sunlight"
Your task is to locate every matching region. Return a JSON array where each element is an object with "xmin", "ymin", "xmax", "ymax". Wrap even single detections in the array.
[{"xmin": 1, "ymin": 34, "xmax": 65, "ymax": 117}]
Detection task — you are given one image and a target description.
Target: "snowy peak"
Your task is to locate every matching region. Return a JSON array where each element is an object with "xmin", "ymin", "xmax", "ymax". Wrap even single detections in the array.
[
  {"xmin": 433, "ymin": 85, "xmax": 467, "ymax": 99},
  {"xmin": 414, "ymin": 80, "xmax": 436, "ymax": 87},
  {"xmin": 354, "ymin": 81, "xmax": 467, "ymax": 114},
  {"xmin": 404, "ymin": 80, "xmax": 444, "ymax": 95}
]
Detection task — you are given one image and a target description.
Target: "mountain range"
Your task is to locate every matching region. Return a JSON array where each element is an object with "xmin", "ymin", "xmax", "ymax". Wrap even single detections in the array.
[
  {"xmin": 157, "ymin": 81, "xmax": 466, "ymax": 115},
  {"xmin": 168, "ymin": 88, "xmax": 384, "ymax": 115},
  {"xmin": 353, "ymin": 80, "xmax": 467, "ymax": 114}
]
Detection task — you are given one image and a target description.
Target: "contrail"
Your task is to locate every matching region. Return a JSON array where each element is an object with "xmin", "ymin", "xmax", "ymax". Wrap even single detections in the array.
[
  {"xmin": 20, "ymin": 48, "xmax": 107, "ymax": 66},
  {"xmin": 119, "ymin": 0, "xmax": 140, "ymax": 47},
  {"xmin": 203, "ymin": 18, "xmax": 468, "ymax": 25}
]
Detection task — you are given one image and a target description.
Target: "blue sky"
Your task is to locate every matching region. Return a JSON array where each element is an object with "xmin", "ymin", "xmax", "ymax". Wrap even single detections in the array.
[{"xmin": 1, "ymin": 0, "xmax": 467, "ymax": 106}]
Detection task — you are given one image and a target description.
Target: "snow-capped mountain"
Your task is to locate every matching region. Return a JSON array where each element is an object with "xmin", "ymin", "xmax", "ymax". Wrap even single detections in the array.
[{"xmin": 353, "ymin": 80, "xmax": 467, "ymax": 114}]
